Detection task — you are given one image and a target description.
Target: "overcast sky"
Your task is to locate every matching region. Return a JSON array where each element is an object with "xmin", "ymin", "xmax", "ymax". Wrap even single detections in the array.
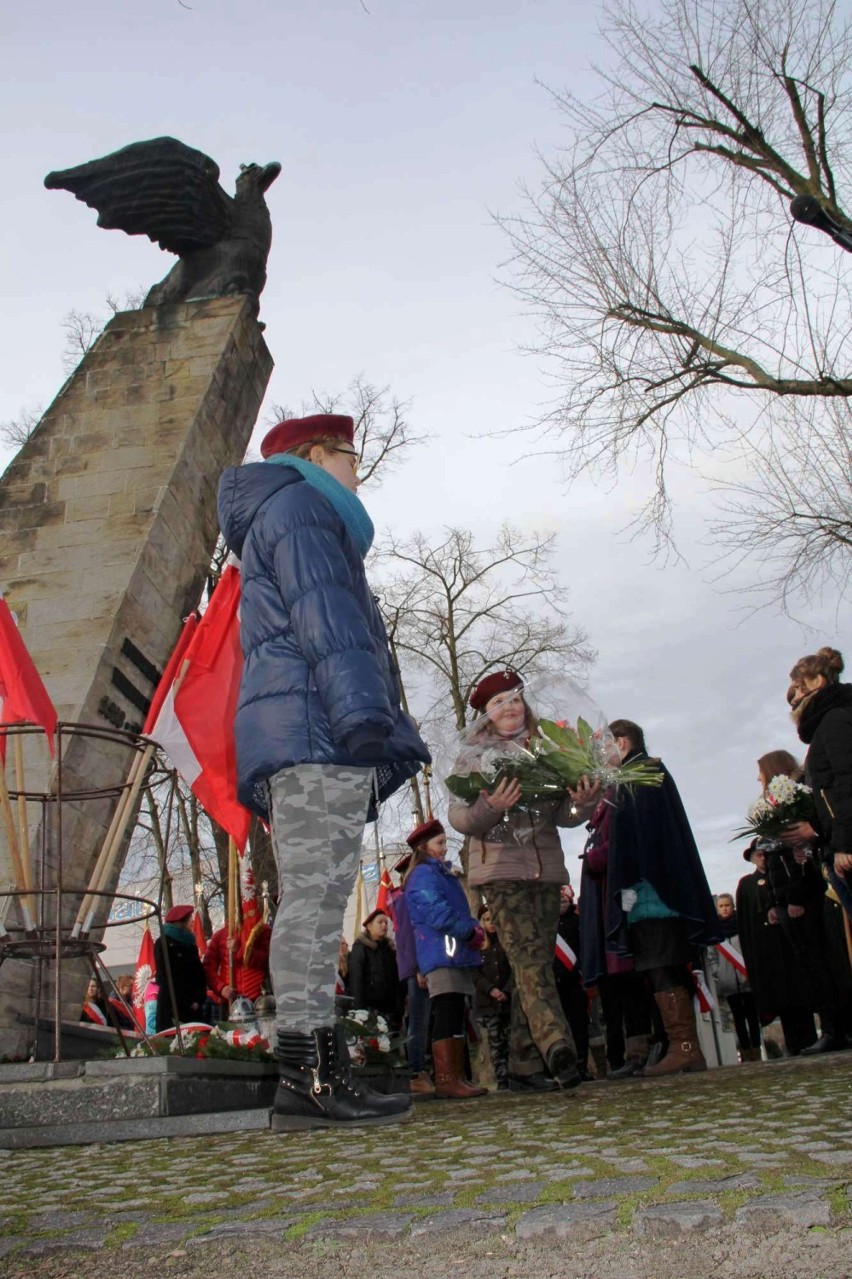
[{"xmin": 3, "ymin": 0, "xmax": 848, "ymax": 894}]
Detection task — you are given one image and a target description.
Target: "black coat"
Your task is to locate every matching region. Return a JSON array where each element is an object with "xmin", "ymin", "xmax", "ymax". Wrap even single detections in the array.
[
  {"xmin": 604, "ymin": 753, "xmax": 721, "ymax": 956},
  {"xmin": 798, "ymin": 682, "xmax": 852, "ymax": 858},
  {"xmin": 554, "ymin": 906, "xmax": 584, "ymax": 1002},
  {"xmin": 473, "ymin": 931, "xmax": 512, "ymax": 1016},
  {"xmin": 348, "ymin": 933, "xmax": 402, "ymax": 1021},
  {"xmin": 154, "ymin": 931, "xmax": 207, "ymax": 1032},
  {"xmin": 735, "ymin": 867, "xmax": 810, "ymax": 1021}
]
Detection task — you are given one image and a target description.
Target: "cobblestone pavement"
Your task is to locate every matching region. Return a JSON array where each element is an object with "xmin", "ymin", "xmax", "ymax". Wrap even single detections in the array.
[{"xmin": 1, "ymin": 1055, "xmax": 851, "ymax": 1277}]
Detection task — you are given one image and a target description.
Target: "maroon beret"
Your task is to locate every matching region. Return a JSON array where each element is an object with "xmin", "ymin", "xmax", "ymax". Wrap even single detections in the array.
[
  {"xmin": 406, "ymin": 818, "xmax": 445, "ymax": 849},
  {"xmin": 469, "ymin": 670, "xmax": 523, "ymax": 712},
  {"xmin": 260, "ymin": 413, "xmax": 355, "ymax": 459},
  {"xmin": 362, "ymin": 908, "xmax": 388, "ymax": 929},
  {"xmin": 164, "ymin": 904, "xmax": 194, "ymax": 924},
  {"xmin": 393, "ymin": 851, "xmax": 413, "ymax": 875}
]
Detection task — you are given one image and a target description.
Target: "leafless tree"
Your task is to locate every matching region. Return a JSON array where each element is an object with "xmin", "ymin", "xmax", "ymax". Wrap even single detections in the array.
[
  {"xmin": 0, "ymin": 405, "xmax": 42, "ymax": 449},
  {"xmin": 499, "ymin": 0, "xmax": 852, "ymax": 590},
  {"xmin": 61, "ymin": 289, "xmax": 148, "ymax": 374},
  {"xmin": 376, "ymin": 524, "xmax": 595, "ymax": 735},
  {"xmin": 265, "ymin": 374, "xmax": 424, "ymax": 484}
]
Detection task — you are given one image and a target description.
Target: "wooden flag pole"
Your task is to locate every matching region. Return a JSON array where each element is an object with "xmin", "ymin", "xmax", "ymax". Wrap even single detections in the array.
[
  {"xmin": 227, "ymin": 836, "xmax": 237, "ymax": 995},
  {"xmin": 74, "ymin": 742, "xmax": 155, "ymax": 937},
  {"xmin": 13, "ymin": 734, "xmax": 38, "ymax": 925},
  {"xmin": 0, "ymin": 756, "xmax": 36, "ymax": 933}
]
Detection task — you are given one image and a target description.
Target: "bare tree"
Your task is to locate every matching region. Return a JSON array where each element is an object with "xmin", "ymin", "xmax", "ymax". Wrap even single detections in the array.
[
  {"xmin": 265, "ymin": 374, "xmax": 424, "ymax": 485},
  {"xmin": 499, "ymin": 0, "xmax": 852, "ymax": 571},
  {"xmin": 0, "ymin": 405, "xmax": 43, "ymax": 449},
  {"xmin": 61, "ymin": 289, "xmax": 148, "ymax": 374},
  {"xmin": 376, "ymin": 524, "xmax": 595, "ymax": 735}
]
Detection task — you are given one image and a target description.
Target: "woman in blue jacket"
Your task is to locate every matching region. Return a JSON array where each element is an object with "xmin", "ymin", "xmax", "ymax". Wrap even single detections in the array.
[
  {"xmin": 403, "ymin": 819, "xmax": 487, "ymax": 1100},
  {"xmin": 217, "ymin": 413, "xmax": 429, "ymax": 1129}
]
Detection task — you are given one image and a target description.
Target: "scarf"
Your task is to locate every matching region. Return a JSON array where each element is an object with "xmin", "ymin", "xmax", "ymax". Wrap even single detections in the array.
[
  {"xmin": 716, "ymin": 912, "xmax": 738, "ymax": 940},
  {"xmin": 265, "ymin": 454, "xmax": 374, "ymax": 557},
  {"xmin": 163, "ymin": 923, "xmax": 197, "ymax": 947},
  {"xmin": 795, "ymin": 681, "xmax": 852, "ymax": 744}
]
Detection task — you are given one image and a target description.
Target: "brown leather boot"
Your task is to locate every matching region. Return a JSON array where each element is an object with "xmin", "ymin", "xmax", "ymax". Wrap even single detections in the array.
[
  {"xmin": 643, "ymin": 989, "xmax": 707, "ymax": 1076},
  {"xmin": 432, "ymin": 1038, "xmax": 488, "ymax": 1099},
  {"xmin": 409, "ymin": 1070, "xmax": 436, "ymax": 1098}
]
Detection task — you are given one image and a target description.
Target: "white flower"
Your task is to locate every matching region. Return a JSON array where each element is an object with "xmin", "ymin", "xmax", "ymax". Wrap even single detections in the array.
[
  {"xmin": 747, "ymin": 798, "xmax": 772, "ymax": 823},
  {"xmin": 375, "ymin": 1016, "xmax": 388, "ymax": 1032},
  {"xmin": 377, "ymin": 1035, "xmax": 391, "ymax": 1054},
  {"xmin": 352, "ymin": 1009, "xmax": 369, "ymax": 1024}
]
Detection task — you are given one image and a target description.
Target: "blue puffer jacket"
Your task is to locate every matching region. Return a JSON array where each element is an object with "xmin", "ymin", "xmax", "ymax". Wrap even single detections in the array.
[
  {"xmin": 404, "ymin": 858, "xmax": 482, "ymax": 976},
  {"xmin": 217, "ymin": 463, "xmax": 430, "ymax": 816}
]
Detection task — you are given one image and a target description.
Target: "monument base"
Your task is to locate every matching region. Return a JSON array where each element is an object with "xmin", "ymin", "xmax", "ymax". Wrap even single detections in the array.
[{"xmin": 0, "ymin": 1056, "xmax": 277, "ymax": 1149}]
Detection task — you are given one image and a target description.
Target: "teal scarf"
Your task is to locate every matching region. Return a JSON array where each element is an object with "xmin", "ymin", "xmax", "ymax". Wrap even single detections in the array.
[
  {"xmin": 265, "ymin": 454, "xmax": 374, "ymax": 557},
  {"xmin": 163, "ymin": 923, "xmax": 197, "ymax": 947}
]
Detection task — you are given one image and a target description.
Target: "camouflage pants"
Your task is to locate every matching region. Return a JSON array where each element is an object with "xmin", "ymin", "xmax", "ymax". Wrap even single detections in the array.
[
  {"xmin": 267, "ymin": 764, "xmax": 373, "ymax": 1033},
  {"xmin": 484, "ymin": 880, "xmax": 575, "ymax": 1076}
]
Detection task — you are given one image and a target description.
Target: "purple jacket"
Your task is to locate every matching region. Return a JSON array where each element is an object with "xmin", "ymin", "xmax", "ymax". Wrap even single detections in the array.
[{"xmin": 388, "ymin": 886, "xmax": 417, "ymax": 982}]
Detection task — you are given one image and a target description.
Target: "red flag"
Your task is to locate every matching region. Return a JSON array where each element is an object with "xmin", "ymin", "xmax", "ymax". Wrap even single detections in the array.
[
  {"xmin": 143, "ymin": 612, "xmax": 198, "ymax": 735},
  {"xmin": 0, "ymin": 592, "xmax": 57, "ymax": 759},
  {"xmin": 147, "ymin": 566, "xmax": 250, "ymax": 850},
  {"xmin": 192, "ymin": 908, "xmax": 207, "ymax": 958},
  {"xmin": 375, "ymin": 867, "xmax": 393, "ymax": 915},
  {"xmin": 132, "ymin": 923, "xmax": 156, "ymax": 1022}
]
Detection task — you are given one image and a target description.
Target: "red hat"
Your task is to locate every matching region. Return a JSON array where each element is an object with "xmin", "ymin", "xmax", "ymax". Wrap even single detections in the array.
[
  {"xmin": 406, "ymin": 818, "xmax": 445, "ymax": 849},
  {"xmin": 164, "ymin": 904, "xmax": 194, "ymax": 924},
  {"xmin": 469, "ymin": 670, "xmax": 523, "ymax": 712},
  {"xmin": 393, "ymin": 851, "xmax": 413, "ymax": 875},
  {"xmin": 260, "ymin": 413, "xmax": 355, "ymax": 459},
  {"xmin": 362, "ymin": 908, "xmax": 388, "ymax": 929}
]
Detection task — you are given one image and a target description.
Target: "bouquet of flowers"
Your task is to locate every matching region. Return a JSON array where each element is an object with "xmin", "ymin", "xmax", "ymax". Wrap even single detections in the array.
[
  {"xmin": 445, "ymin": 716, "xmax": 663, "ymax": 811},
  {"xmin": 732, "ymin": 774, "xmax": 817, "ymax": 843},
  {"xmin": 338, "ymin": 1009, "xmax": 407, "ymax": 1066}
]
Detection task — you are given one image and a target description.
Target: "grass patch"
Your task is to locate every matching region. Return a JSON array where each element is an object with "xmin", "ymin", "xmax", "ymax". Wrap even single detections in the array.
[{"xmin": 106, "ymin": 1221, "xmax": 140, "ymax": 1247}]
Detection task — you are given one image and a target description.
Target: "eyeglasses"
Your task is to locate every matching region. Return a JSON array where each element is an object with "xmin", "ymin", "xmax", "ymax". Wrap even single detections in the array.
[{"xmin": 332, "ymin": 447, "xmax": 360, "ymax": 473}]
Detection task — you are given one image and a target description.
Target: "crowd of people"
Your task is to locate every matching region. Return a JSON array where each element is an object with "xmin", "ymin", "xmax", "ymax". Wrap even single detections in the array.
[{"xmin": 211, "ymin": 412, "xmax": 852, "ymax": 1128}]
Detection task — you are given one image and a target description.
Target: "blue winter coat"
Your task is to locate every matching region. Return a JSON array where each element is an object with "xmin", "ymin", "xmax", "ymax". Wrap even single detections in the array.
[
  {"xmin": 217, "ymin": 463, "xmax": 430, "ymax": 816},
  {"xmin": 404, "ymin": 859, "xmax": 482, "ymax": 976}
]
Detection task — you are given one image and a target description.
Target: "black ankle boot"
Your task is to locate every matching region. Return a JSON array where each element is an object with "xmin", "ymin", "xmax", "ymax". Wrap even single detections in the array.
[{"xmin": 273, "ymin": 1026, "xmax": 411, "ymax": 1131}]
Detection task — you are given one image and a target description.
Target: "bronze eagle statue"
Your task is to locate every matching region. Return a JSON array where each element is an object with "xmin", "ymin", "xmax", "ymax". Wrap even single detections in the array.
[{"xmin": 45, "ymin": 137, "xmax": 282, "ymax": 309}]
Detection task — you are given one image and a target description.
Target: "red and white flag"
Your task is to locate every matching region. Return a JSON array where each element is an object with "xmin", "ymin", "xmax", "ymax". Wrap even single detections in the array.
[
  {"xmin": 691, "ymin": 967, "xmax": 716, "ymax": 1014},
  {"xmin": 146, "ymin": 565, "xmax": 250, "ymax": 850},
  {"xmin": 0, "ymin": 591, "xmax": 57, "ymax": 761},
  {"xmin": 555, "ymin": 934, "xmax": 577, "ymax": 971},
  {"xmin": 132, "ymin": 923, "xmax": 156, "ymax": 1021},
  {"xmin": 715, "ymin": 940, "xmax": 748, "ymax": 979}
]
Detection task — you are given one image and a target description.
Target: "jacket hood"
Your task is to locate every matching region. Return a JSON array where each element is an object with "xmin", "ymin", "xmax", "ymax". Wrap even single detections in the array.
[{"xmin": 217, "ymin": 463, "xmax": 302, "ymax": 557}]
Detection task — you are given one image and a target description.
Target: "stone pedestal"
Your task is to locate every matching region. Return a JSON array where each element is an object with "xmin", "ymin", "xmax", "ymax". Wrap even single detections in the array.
[{"xmin": 0, "ymin": 296, "xmax": 272, "ymax": 1060}]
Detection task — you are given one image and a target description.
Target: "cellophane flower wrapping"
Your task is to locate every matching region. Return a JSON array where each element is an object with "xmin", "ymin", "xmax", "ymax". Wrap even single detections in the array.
[
  {"xmin": 732, "ymin": 775, "xmax": 817, "ymax": 842},
  {"xmin": 442, "ymin": 676, "xmax": 663, "ymax": 814}
]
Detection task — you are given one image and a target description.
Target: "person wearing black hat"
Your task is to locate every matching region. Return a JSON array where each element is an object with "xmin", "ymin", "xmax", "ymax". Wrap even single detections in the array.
[
  {"xmin": 154, "ymin": 905, "xmax": 207, "ymax": 1032},
  {"xmin": 218, "ymin": 413, "xmax": 429, "ymax": 1129},
  {"xmin": 349, "ymin": 909, "xmax": 403, "ymax": 1027}
]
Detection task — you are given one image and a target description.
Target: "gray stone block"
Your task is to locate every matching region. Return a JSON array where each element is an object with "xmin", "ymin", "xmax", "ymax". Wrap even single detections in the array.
[
  {"xmin": 0, "ymin": 1105, "xmax": 271, "ymax": 1148},
  {"xmin": 476, "ymin": 1181, "xmax": 546, "ymax": 1204},
  {"xmin": 734, "ymin": 1193, "xmax": 832, "ymax": 1229},
  {"xmin": 515, "ymin": 1200, "xmax": 617, "ymax": 1240},
  {"xmin": 633, "ymin": 1200, "xmax": 723, "ymax": 1236},
  {"xmin": 572, "ymin": 1175, "xmax": 658, "ymax": 1198},
  {"xmin": 305, "ymin": 1212, "xmax": 413, "ymax": 1239},
  {"xmin": 409, "ymin": 1209, "xmax": 507, "ymax": 1236}
]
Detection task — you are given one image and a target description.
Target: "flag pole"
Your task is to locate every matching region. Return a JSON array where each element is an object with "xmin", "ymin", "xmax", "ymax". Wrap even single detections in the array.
[
  {"xmin": 0, "ymin": 755, "xmax": 36, "ymax": 933},
  {"xmin": 227, "ymin": 835, "xmax": 237, "ymax": 996},
  {"xmin": 12, "ymin": 734, "xmax": 38, "ymax": 926},
  {"xmin": 74, "ymin": 742, "xmax": 155, "ymax": 937},
  {"xmin": 422, "ymin": 763, "xmax": 434, "ymax": 820}
]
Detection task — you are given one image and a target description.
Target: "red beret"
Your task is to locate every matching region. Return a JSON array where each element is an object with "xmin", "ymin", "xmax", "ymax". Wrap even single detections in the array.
[
  {"xmin": 406, "ymin": 818, "xmax": 445, "ymax": 849},
  {"xmin": 469, "ymin": 670, "xmax": 523, "ymax": 712},
  {"xmin": 393, "ymin": 851, "xmax": 413, "ymax": 875},
  {"xmin": 260, "ymin": 413, "xmax": 355, "ymax": 459},
  {"xmin": 164, "ymin": 904, "xmax": 194, "ymax": 924},
  {"xmin": 362, "ymin": 908, "xmax": 388, "ymax": 929}
]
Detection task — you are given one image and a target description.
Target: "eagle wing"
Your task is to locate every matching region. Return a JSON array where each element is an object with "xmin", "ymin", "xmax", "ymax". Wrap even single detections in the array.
[{"xmin": 45, "ymin": 137, "xmax": 233, "ymax": 256}]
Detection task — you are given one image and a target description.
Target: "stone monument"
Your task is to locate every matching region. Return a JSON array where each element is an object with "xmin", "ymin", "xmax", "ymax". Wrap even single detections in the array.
[{"xmin": 0, "ymin": 139, "xmax": 278, "ymax": 1060}]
